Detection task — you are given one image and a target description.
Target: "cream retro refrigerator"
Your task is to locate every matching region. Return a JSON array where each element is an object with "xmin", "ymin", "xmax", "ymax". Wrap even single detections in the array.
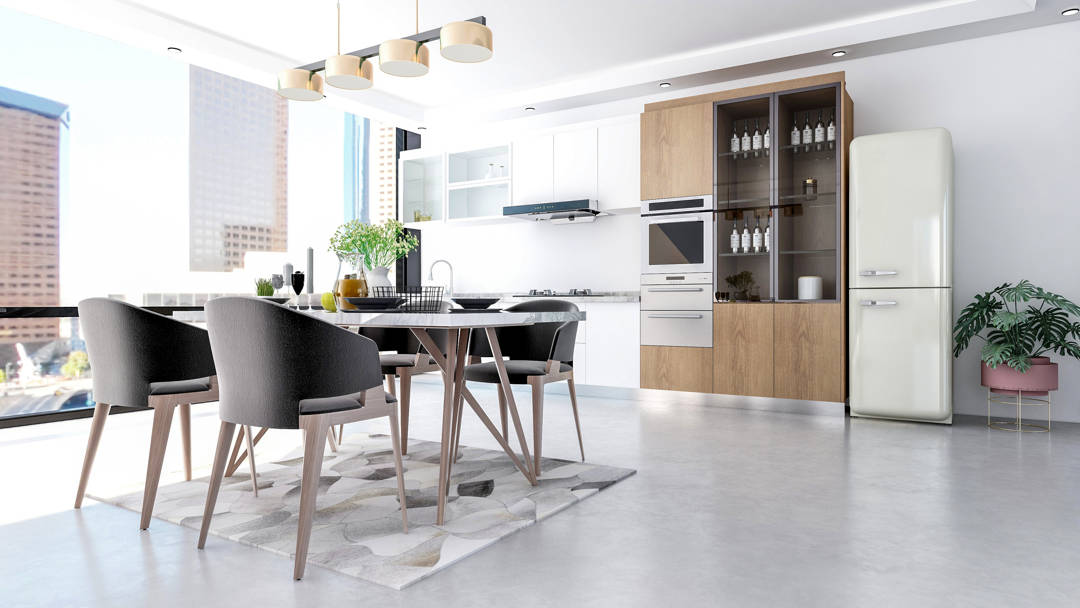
[{"xmin": 849, "ymin": 128, "xmax": 953, "ymax": 423}]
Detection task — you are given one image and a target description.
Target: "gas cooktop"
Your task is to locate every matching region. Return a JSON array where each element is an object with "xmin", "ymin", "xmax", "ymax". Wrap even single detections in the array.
[{"xmin": 513, "ymin": 289, "xmax": 597, "ymax": 297}]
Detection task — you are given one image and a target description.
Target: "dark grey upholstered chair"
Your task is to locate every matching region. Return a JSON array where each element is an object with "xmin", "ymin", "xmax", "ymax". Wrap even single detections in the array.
[
  {"xmin": 74, "ymin": 298, "xmax": 219, "ymax": 529},
  {"xmin": 355, "ymin": 327, "xmax": 448, "ymax": 454},
  {"xmin": 464, "ymin": 300, "xmax": 583, "ymax": 476},
  {"xmin": 198, "ymin": 297, "xmax": 407, "ymax": 580}
]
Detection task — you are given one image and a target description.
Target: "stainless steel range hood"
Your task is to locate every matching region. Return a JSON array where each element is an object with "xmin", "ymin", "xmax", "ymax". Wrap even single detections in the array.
[{"xmin": 502, "ymin": 199, "xmax": 604, "ymax": 224}]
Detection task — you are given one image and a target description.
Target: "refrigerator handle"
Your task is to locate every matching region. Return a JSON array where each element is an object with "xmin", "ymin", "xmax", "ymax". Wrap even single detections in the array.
[
  {"xmin": 860, "ymin": 300, "xmax": 898, "ymax": 307},
  {"xmin": 859, "ymin": 270, "xmax": 898, "ymax": 277}
]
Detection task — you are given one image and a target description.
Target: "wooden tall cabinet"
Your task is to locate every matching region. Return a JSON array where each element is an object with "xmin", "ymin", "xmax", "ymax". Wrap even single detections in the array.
[
  {"xmin": 640, "ymin": 72, "xmax": 852, "ymax": 404},
  {"xmin": 640, "ymin": 102, "xmax": 713, "ymax": 199}
]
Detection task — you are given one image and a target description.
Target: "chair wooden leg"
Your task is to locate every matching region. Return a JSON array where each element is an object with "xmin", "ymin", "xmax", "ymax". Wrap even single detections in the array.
[
  {"xmin": 327, "ymin": 428, "xmax": 339, "ymax": 452},
  {"xmin": 337, "ymin": 424, "xmax": 344, "ymax": 445},
  {"xmin": 398, "ymin": 369, "xmax": 412, "ymax": 456},
  {"xmin": 226, "ymin": 430, "xmax": 245, "ymax": 477},
  {"xmin": 179, "ymin": 403, "xmax": 192, "ymax": 481},
  {"xmin": 567, "ymin": 377, "xmax": 585, "ymax": 462},
  {"xmin": 74, "ymin": 402, "xmax": 111, "ymax": 508},
  {"xmin": 530, "ymin": 379, "xmax": 544, "ymax": 478},
  {"xmin": 386, "ymin": 408, "xmax": 409, "ymax": 533},
  {"xmin": 295, "ymin": 416, "xmax": 330, "ymax": 580},
  {"xmin": 386, "ymin": 374, "xmax": 397, "ymax": 398},
  {"xmin": 198, "ymin": 421, "xmax": 236, "ymax": 549},
  {"xmin": 140, "ymin": 403, "xmax": 176, "ymax": 530},
  {"xmin": 497, "ymin": 385, "xmax": 508, "ymax": 439},
  {"xmin": 244, "ymin": 425, "xmax": 259, "ymax": 497}
]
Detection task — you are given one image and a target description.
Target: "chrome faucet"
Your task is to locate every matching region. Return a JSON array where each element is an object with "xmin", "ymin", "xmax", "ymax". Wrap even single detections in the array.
[{"xmin": 428, "ymin": 259, "xmax": 454, "ymax": 298}]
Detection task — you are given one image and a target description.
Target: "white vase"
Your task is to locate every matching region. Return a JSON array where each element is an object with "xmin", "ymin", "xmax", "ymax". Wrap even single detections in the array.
[{"xmin": 367, "ymin": 266, "xmax": 392, "ymax": 290}]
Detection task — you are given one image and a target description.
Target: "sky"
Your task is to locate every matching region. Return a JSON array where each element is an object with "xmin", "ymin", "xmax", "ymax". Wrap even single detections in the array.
[{"xmin": 0, "ymin": 7, "xmax": 348, "ymax": 303}]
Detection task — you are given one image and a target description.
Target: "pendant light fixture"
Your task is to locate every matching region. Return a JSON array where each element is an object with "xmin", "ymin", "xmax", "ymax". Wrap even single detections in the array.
[
  {"xmin": 379, "ymin": 0, "xmax": 430, "ymax": 77},
  {"xmin": 440, "ymin": 20, "xmax": 493, "ymax": 63},
  {"xmin": 276, "ymin": 68, "xmax": 324, "ymax": 101},
  {"xmin": 325, "ymin": 2, "xmax": 374, "ymax": 90}
]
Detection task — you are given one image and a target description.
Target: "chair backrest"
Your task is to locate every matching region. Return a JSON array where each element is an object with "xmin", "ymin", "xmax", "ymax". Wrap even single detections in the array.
[
  {"xmin": 205, "ymin": 297, "xmax": 382, "ymax": 429},
  {"xmin": 469, "ymin": 299, "xmax": 579, "ymax": 363},
  {"xmin": 77, "ymin": 298, "xmax": 216, "ymax": 407}
]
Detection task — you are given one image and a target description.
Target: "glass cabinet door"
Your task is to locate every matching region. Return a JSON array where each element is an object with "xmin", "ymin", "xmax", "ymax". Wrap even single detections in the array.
[
  {"xmin": 400, "ymin": 154, "xmax": 444, "ymax": 224},
  {"xmin": 775, "ymin": 85, "xmax": 840, "ymax": 301},
  {"xmin": 715, "ymin": 96, "xmax": 772, "ymax": 301}
]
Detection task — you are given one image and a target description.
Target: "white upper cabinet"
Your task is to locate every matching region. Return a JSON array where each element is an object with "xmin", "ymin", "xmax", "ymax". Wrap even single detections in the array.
[
  {"xmin": 553, "ymin": 128, "xmax": 598, "ymax": 202},
  {"xmin": 597, "ymin": 119, "xmax": 641, "ymax": 211},
  {"xmin": 511, "ymin": 134, "xmax": 553, "ymax": 205}
]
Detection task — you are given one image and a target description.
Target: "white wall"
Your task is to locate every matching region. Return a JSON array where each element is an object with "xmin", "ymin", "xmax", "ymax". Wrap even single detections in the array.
[{"xmin": 419, "ymin": 19, "xmax": 1080, "ymax": 420}]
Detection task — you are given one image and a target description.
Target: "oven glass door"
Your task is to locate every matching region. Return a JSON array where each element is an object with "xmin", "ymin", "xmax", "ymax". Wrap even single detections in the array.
[{"xmin": 641, "ymin": 211, "xmax": 714, "ymax": 274}]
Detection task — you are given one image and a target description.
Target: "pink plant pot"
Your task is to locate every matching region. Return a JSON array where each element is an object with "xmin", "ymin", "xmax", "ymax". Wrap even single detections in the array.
[{"xmin": 981, "ymin": 357, "xmax": 1058, "ymax": 396}]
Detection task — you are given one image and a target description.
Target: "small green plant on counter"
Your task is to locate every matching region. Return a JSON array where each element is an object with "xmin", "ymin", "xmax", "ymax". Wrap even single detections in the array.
[
  {"xmin": 725, "ymin": 271, "xmax": 755, "ymax": 301},
  {"xmin": 953, "ymin": 280, "xmax": 1080, "ymax": 372},
  {"xmin": 255, "ymin": 278, "xmax": 274, "ymax": 296},
  {"xmin": 329, "ymin": 219, "xmax": 419, "ymax": 271}
]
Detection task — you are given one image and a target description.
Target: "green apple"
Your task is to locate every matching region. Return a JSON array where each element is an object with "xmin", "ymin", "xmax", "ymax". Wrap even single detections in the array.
[{"xmin": 321, "ymin": 292, "xmax": 337, "ymax": 312}]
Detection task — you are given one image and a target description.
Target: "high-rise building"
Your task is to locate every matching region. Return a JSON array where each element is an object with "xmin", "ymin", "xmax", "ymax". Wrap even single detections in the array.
[
  {"xmin": 0, "ymin": 86, "xmax": 67, "ymax": 345},
  {"xmin": 370, "ymin": 123, "xmax": 397, "ymax": 225},
  {"xmin": 188, "ymin": 66, "xmax": 288, "ymax": 271}
]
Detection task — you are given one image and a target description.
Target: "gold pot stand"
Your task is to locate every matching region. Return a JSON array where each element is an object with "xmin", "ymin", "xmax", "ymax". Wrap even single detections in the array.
[{"xmin": 986, "ymin": 388, "xmax": 1050, "ymax": 432}]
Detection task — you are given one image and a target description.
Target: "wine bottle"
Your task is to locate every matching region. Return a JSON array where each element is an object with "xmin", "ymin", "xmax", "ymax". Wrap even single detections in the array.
[
  {"xmin": 764, "ymin": 212, "xmax": 772, "ymax": 253},
  {"xmin": 814, "ymin": 110, "xmax": 825, "ymax": 144},
  {"xmin": 740, "ymin": 219, "xmax": 751, "ymax": 254},
  {"xmin": 790, "ymin": 113, "xmax": 801, "ymax": 147},
  {"xmin": 730, "ymin": 223, "xmax": 740, "ymax": 253},
  {"xmin": 752, "ymin": 119, "xmax": 762, "ymax": 156},
  {"xmin": 730, "ymin": 122, "xmax": 740, "ymax": 154},
  {"xmin": 752, "ymin": 218, "xmax": 763, "ymax": 253},
  {"xmin": 802, "ymin": 113, "xmax": 813, "ymax": 151},
  {"xmin": 763, "ymin": 121, "xmax": 771, "ymax": 156},
  {"xmin": 827, "ymin": 111, "xmax": 836, "ymax": 149},
  {"xmin": 741, "ymin": 121, "xmax": 751, "ymax": 159}
]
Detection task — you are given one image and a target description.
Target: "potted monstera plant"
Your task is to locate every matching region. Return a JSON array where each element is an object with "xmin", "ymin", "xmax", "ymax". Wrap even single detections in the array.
[{"xmin": 953, "ymin": 280, "xmax": 1080, "ymax": 393}]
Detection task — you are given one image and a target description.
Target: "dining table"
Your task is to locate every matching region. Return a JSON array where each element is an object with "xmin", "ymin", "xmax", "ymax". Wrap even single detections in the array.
[{"xmin": 176, "ymin": 307, "xmax": 586, "ymax": 525}]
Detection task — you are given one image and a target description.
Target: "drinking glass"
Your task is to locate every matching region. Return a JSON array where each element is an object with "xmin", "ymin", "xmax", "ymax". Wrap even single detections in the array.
[{"xmin": 291, "ymin": 271, "xmax": 306, "ymax": 309}]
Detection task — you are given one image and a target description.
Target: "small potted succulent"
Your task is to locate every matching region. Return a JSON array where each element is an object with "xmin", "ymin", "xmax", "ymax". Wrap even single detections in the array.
[
  {"xmin": 725, "ymin": 271, "xmax": 756, "ymax": 301},
  {"xmin": 953, "ymin": 280, "xmax": 1080, "ymax": 393}
]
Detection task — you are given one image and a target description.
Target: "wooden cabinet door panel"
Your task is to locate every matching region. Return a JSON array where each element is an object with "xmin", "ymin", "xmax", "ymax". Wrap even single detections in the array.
[
  {"xmin": 640, "ymin": 103, "xmax": 712, "ymax": 200},
  {"xmin": 773, "ymin": 303, "xmax": 844, "ymax": 402},
  {"xmin": 640, "ymin": 346, "xmax": 713, "ymax": 393},
  {"xmin": 713, "ymin": 303, "xmax": 773, "ymax": 397}
]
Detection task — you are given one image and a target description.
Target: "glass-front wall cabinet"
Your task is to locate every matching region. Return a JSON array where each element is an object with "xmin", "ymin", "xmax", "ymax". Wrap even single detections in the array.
[
  {"xmin": 715, "ymin": 83, "xmax": 841, "ymax": 302},
  {"xmin": 401, "ymin": 154, "xmax": 443, "ymax": 224}
]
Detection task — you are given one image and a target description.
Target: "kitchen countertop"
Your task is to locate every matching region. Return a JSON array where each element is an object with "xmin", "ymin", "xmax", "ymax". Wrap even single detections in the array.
[{"xmin": 451, "ymin": 291, "xmax": 640, "ymax": 303}]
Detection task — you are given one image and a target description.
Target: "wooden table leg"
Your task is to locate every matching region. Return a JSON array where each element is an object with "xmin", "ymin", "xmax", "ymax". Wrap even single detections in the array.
[
  {"xmin": 432, "ymin": 328, "xmax": 457, "ymax": 526},
  {"xmin": 486, "ymin": 327, "xmax": 536, "ymax": 484}
]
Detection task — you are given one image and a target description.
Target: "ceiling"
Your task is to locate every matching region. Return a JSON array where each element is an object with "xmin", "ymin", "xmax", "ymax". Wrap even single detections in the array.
[{"xmin": 2, "ymin": 0, "xmax": 1073, "ymax": 128}]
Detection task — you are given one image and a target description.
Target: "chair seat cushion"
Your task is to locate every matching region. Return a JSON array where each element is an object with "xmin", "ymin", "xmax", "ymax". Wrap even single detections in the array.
[
  {"xmin": 299, "ymin": 391, "xmax": 397, "ymax": 415},
  {"xmin": 148, "ymin": 376, "xmax": 212, "ymax": 396},
  {"xmin": 380, "ymin": 353, "xmax": 436, "ymax": 375},
  {"xmin": 465, "ymin": 360, "xmax": 572, "ymax": 384}
]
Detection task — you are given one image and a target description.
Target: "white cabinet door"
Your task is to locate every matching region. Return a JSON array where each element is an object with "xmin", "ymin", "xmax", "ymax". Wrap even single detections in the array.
[
  {"xmin": 511, "ymin": 135, "xmax": 553, "ymax": 205},
  {"xmin": 585, "ymin": 302, "xmax": 641, "ymax": 388},
  {"xmin": 849, "ymin": 288, "xmax": 951, "ymax": 422},
  {"xmin": 553, "ymin": 128, "xmax": 597, "ymax": 201},
  {"xmin": 597, "ymin": 120, "xmax": 640, "ymax": 211}
]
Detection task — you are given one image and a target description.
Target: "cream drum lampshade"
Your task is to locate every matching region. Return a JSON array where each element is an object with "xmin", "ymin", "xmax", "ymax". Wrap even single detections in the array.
[
  {"xmin": 324, "ymin": 55, "xmax": 374, "ymax": 90},
  {"xmin": 797, "ymin": 276, "xmax": 824, "ymax": 300},
  {"xmin": 379, "ymin": 39, "xmax": 430, "ymax": 76},
  {"xmin": 440, "ymin": 21, "xmax": 493, "ymax": 62},
  {"xmin": 276, "ymin": 69, "xmax": 324, "ymax": 101}
]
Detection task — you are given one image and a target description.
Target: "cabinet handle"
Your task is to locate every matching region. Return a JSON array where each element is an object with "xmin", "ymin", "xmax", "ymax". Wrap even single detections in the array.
[
  {"xmin": 860, "ymin": 300, "xmax": 897, "ymax": 307},
  {"xmin": 859, "ymin": 270, "xmax": 898, "ymax": 277},
  {"xmin": 646, "ymin": 287, "xmax": 704, "ymax": 292},
  {"xmin": 646, "ymin": 313, "xmax": 704, "ymax": 319}
]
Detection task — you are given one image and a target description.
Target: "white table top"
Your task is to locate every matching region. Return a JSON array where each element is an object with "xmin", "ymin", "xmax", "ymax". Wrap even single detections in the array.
[{"xmin": 173, "ymin": 309, "xmax": 585, "ymax": 328}]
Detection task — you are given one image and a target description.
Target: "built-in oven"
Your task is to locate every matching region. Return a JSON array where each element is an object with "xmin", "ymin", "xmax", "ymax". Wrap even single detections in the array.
[{"xmin": 640, "ymin": 195, "xmax": 715, "ymax": 275}]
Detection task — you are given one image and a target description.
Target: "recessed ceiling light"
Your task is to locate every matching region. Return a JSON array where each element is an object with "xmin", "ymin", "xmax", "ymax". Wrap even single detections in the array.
[
  {"xmin": 659, "ymin": 82, "xmax": 672, "ymax": 88},
  {"xmin": 1063, "ymin": 7, "xmax": 1080, "ymax": 16},
  {"xmin": 831, "ymin": 49, "xmax": 847, "ymax": 57},
  {"xmin": 167, "ymin": 46, "xmax": 182, "ymax": 54},
  {"xmin": 417, "ymin": 126, "xmax": 427, "ymax": 131},
  {"xmin": 524, "ymin": 106, "xmax": 535, "ymax": 112}
]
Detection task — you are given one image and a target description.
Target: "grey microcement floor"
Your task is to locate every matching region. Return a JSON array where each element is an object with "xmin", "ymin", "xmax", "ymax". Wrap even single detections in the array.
[{"xmin": 2, "ymin": 378, "xmax": 1078, "ymax": 607}]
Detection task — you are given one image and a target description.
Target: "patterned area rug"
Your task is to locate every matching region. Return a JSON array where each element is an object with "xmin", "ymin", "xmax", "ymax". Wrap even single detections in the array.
[{"xmin": 92, "ymin": 433, "xmax": 635, "ymax": 589}]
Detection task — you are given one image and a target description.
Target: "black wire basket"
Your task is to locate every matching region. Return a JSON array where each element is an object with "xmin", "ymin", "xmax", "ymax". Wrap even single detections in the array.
[{"xmin": 371, "ymin": 285, "xmax": 444, "ymax": 312}]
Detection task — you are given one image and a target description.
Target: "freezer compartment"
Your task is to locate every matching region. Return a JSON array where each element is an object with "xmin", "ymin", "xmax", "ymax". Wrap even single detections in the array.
[
  {"xmin": 849, "ymin": 288, "xmax": 952, "ymax": 422},
  {"xmin": 641, "ymin": 310, "xmax": 713, "ymax": 347},
  {"xmin": 849, "ymin": 128, "xmax": 953, "ymax": 289}
]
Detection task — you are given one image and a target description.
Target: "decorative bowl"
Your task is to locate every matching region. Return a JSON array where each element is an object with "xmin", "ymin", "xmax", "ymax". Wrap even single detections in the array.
[{"xmin": 452, "ymin": 297, "xmax": 500, "ymax": 310}]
